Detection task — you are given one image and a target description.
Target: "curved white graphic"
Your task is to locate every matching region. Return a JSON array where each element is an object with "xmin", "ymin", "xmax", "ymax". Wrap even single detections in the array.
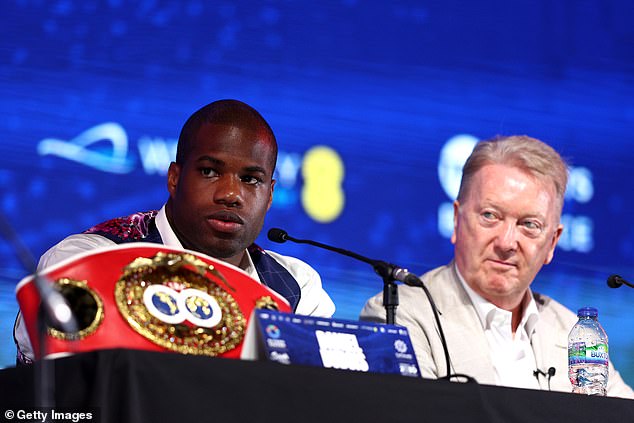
[
  {"xmin": 437, "ymin": 134, "xmax": 478, "ymax": 199},
  {"xmin": 37, "ymin": 122, "xmax": 134, "ymax": 174},
  {"xmin": 437, "ymin": 134, "xmax": 478, "ymax": 238}
]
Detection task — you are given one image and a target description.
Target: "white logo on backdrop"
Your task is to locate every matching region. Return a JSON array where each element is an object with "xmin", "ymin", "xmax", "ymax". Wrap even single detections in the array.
[
  {"xmin": 437, "ymin": 134, "xmax": 478, "ymax": 239},
  {"xmin": 36, "ymin": 123, "xmax": 303, "ymax": 184},
  {"xmin": 35, "ymin": 122, "xmax": 308, "ymax": 211},
  {"xmin": 37, "ymin": 123, "xmax": 135, "ymax": 174}
]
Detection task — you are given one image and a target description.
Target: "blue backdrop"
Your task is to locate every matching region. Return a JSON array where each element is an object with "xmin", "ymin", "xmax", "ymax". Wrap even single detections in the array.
[{"xmin": 1, "ymin": 0, "xmax": 633, "ymax": 384}]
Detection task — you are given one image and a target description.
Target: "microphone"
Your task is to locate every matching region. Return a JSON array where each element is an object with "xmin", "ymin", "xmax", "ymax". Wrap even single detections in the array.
[
  {"xmin": 267, "ymin": 228, "xmax": 289, "ymax": 242},
  {"xmin": 0, "ymin": 213, "xmax": 77, "ymax": 337},
  {"xmin": 607, "ymin": 274, "xmax": 634, "ymax": 289},
  {"xmin": 0, "ymin": 210, "xmax": 78, "ymax": 409},
  {"xmin": 0, "ymin": 212, "xmax": 77, "ymax": 336},
  {"xmin": 533, "ymin": 367, "xmax": 556, "ymax": 390},
  {"xmin": 267, "ymin": 228, "xmax": 454, "ymax": 380},
  {"xmin": 267, "ymin": 228, "xmax": 423, "ymax": 288},
  {"xmin": 533, "ymin": 367, "xmax": 556, "ymax": 378}
]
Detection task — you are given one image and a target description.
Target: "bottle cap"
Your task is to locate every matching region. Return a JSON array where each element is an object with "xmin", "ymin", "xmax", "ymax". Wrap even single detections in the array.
[{"xmin": 577, "ymin": 306, "xmax": 598, "ymax": 318}]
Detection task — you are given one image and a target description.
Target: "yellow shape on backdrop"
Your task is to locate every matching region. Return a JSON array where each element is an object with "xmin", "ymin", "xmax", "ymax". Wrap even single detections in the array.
[{"xmin": 301, "ymin": 146, "xmax": 345, "ymax": 223}]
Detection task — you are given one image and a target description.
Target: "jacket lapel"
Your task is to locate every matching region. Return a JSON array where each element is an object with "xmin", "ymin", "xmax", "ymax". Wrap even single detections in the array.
[{"xmin": 429, "ymin": 263, "xmax": 496, "ymax": 385}]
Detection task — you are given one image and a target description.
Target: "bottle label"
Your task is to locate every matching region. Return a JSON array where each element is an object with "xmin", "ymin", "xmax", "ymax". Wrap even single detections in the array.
[{"xmin": 568, "ymin": 342, "xmax": 609, "ymax": 366}]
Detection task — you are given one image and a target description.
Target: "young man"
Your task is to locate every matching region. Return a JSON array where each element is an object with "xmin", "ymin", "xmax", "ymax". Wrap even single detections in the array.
[
  {"xmin": 361, "ymin": 135, "xmax": 633, "ymax": 398},
  {"xmin": 15, "ymin": 99, "xmax": 335, "ymax": 364}
]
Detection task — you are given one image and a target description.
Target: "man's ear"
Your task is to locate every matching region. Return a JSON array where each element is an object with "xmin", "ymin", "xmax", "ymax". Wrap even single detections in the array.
[
  {"xmin": 267, "ymin": 179, "xmax": 276, "ymax": 211},
  {"xmin": 451, "ymin": 200, "xmax": 460, "ymax": 244},
  {"xmin": 167, "ymin": 162, "xmax": 180, "ymax": 197},
  {"xmin": 544, "ymin": 223, "xmax": 564, "ymax": 265}
]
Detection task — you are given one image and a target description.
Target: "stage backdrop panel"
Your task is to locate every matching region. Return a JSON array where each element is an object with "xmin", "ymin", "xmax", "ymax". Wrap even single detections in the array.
[{"xmin": 1, "ymin": 0, "xmax": 633, "ymax": 384}]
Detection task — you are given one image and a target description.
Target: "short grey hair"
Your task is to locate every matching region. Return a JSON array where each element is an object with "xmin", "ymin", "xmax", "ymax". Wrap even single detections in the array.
[{"xmin": 457, "ymin": 135, "xmax": 569, "ymax": 216}]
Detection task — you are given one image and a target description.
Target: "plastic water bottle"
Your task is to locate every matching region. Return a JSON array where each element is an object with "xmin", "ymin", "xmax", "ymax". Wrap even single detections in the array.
[{"xmin": 568, "ymin": 307, "xmax": 609, "ymax": 396}]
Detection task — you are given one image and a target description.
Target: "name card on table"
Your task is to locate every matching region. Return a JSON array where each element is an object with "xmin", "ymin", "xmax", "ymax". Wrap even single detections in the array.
[{"xmin": 241, "ymin": 309, "xmax": 420, "ymax": 377}]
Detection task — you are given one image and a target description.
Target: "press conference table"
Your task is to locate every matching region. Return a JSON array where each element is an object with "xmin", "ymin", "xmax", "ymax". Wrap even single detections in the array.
[{"xmin": 1, "ymin": 349, "xmax": 632, "ymax": 422}]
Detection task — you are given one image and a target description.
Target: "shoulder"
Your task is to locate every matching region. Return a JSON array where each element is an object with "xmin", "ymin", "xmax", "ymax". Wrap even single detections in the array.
[
  {"xmin": 38, "ymin": 233, "xmax": 116, "ymax": 271},
  {"xmin": 361, "ymin": 263, "xmax": 455, "ymax": 322},
  {"xmin": 263, "ymin": 249, "xmax": 335, "ymax": 317},
  {"xmin": 420, "ymin": 263, "xmax": 457, "ymax": 289},
  {"xmin": 83, "ymin": 210, "xmax": 160, "ymax": 243},
  {"xmin": 532, "ymin": 292, "xmax": 576, "ymax": 317},
  {"xmin": 261, "ymin": 250, "xmax": 320, "ymax": 286},
  {"xmin": 398, "ymin": 263, "xmax": 459, "ymax": 308},
  {"xmin": 532, "ymin": 291, "xmax": 578, "ymax": 328}
]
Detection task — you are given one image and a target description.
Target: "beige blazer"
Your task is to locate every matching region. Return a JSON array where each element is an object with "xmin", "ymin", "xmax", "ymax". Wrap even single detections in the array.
[{"xmin": 360, "ymin": 261, "xmax": 634, "ymax": 398}]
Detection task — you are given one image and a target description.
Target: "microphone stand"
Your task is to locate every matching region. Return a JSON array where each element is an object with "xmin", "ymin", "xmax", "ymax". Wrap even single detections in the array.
[
  {"xmin": 345, "ymin": 250, "xmax": 449, "ymax": 369},
  {"xmin": 271, "ymin": 231, "xmax": 402, "ymax": 324},
  {"xmin": 267, "ymin": 228, "xmax": 457, "ymax": 380},
  {"xmin": 0, "ymin": 212, "xmax": 77, "ymax": 411},
  {"xmin": 372, "ymin": 262, "xmax": 399, "ymax": 325}
]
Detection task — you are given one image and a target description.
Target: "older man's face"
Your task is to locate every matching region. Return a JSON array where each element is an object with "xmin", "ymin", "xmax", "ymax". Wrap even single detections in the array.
[{"xmin": 452, "ymin": 163, "xmax": 563, "ymax": 310}]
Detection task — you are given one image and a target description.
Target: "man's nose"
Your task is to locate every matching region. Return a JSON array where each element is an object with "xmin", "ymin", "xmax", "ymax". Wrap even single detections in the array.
[
  {"xmin": 494, "ymin": 220, "xmax": 519, "ymax": 252},
  {"xmin": 214, "ymin": 175, "xmax": 243, "ymax": 206}
]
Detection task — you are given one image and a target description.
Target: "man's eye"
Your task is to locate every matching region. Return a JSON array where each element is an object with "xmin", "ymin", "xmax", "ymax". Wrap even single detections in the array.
[
  {"xmin": 242, "ymin": 175, "xmax": 262, "ymax": 185},
  {"xmin": 520, "ymin": 220, "xmax": 543, "ymax": 234},
  {"xmin": 482, "ymin": 211, "xmax": 497, "ymax": 220},
  {"xmin": 200, "ymin": 168, "xmax": 218, "ymax": 178}
]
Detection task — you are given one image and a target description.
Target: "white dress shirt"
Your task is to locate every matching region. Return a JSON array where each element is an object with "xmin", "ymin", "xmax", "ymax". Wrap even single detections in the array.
[{"xmin": 456, "ymin": 266, "xmax": 541, "ymax": 390}]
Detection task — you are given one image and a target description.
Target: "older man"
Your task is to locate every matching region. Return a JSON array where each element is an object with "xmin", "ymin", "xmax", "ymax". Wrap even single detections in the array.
[{"xmin": 361, "ymin": 135, "xmax": 633, "ymax": 398}]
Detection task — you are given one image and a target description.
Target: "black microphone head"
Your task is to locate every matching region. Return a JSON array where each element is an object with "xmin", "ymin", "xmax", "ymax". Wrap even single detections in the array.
[
  {"xmin": 547, "ymin": 367, "xmax": 556, "ymax": 377},
  {"xmin": 607, "ymin": 274, "xmax": 623, "ymax": 289},
  {"xmin": 267, "ymin": 228, "xmax": 288, "ymax": 243}
]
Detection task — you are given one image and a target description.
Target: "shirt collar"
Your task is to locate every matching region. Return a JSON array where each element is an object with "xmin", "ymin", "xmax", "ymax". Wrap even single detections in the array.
[
  {"xmin": 155, "ymin": 205, "xmax": 182, "ymax": 248},
  {"xmin": 454, "ymin": 263, "xmax": 539, "ymax": 336}
]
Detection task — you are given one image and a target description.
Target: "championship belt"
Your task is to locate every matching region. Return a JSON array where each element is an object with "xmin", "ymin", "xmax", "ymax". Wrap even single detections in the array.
[{"xmin": 16, "ymin": 243, "xmax": 291, "ymax": 359}]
